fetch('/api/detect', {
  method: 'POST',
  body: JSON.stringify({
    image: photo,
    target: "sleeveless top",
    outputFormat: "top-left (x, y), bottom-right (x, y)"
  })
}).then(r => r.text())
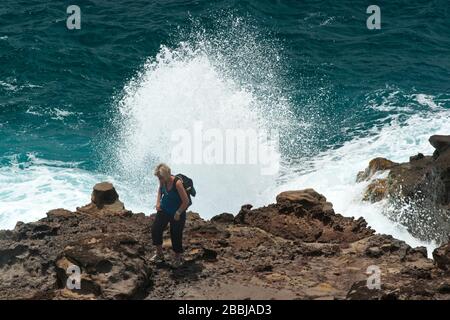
top-left (160, 176), bottom-right (182, 215)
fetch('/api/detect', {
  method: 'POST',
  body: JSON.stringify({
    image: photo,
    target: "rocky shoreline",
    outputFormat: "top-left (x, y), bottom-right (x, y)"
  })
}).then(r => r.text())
top-left (358, 135), bottom-right (450, 244)
top-left (1, 135), bottom-right (450, 300)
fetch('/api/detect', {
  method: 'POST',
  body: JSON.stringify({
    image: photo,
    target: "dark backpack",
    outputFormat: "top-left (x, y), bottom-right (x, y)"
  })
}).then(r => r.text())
top-left (174, 174), bottom-right (196, 206)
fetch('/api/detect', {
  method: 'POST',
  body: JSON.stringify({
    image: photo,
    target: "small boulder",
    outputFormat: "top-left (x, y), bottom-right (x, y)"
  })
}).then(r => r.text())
top-left (47, 209), bottom-right (73, 220)
top-left (91, 182), bottom-right (120, 208)
top-left (356, 158), bottom-right (397, 182)
top-left (429, 135), bottom-right (450, 159)
top-left (366, 246), bottom-right (383, 258)
top-left (410, 153), bottom-right (425, 162)
top-left (77, 182), bottom-right (128, 216)
top-left (276, 188), bottom-right (326, 206)
top-left (210, 213), bottom-right (235, 224)
top-left (433, 242), bottom-right (450, 271)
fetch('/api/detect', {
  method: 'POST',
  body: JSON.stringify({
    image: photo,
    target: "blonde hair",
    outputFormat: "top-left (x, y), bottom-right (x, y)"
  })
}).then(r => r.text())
top-left (154, 163), bottom-right (171, 180)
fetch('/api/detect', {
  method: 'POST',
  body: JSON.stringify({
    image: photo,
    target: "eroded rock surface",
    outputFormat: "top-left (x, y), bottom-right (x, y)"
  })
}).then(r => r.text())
top-left (358, 135), bottom-right (450, 244)
top-left (1, 186), bottom-right (450, 300)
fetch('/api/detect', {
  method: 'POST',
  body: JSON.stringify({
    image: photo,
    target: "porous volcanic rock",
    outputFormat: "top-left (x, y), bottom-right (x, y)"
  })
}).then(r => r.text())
top-left (1, 184), bottom-right (450, 300)
top-left (358, 135), bottom-right (450, 244)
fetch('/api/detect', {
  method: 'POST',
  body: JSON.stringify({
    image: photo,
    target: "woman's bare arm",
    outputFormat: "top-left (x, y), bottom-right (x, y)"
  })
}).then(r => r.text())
top-left (156, 182), bottom-right (162, 211)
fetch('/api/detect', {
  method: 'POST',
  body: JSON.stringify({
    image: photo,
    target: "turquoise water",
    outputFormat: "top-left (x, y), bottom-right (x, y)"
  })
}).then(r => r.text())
top-left (1, 1), bottom-right (449, 250)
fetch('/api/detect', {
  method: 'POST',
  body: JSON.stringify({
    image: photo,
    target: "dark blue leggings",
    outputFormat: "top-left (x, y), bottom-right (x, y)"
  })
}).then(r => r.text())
top-left (151, 211), bottom-right (186, 253)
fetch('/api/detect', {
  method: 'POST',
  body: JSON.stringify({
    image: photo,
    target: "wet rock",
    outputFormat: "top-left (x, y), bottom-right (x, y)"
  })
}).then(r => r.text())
top-left (363, 179), bottom-right (388, 202)
top-left (356, 158), bottom-right (398, 182)
top-left (358, 134), bottom-right (450, 244)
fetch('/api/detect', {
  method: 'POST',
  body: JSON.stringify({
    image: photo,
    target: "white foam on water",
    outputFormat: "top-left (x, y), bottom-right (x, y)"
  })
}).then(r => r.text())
top-left (0, 80), bottom-right (18, 92)
top-left (51, 108), bottom-right (76, 120)
top-left (0, 153), bottom-right (153, 230)
top-left (271, 110), bottom-right (450, 256)
top-left (25, 106), bottom-right (79, 120)
top-left (0, 156), bottom-right (100, 229)
top-left (414, 93), bottom-right (442, 110)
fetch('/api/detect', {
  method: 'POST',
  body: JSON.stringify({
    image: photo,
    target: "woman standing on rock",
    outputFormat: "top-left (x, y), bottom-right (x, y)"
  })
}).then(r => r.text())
top-left (151, 163), bottom-right (190, 267)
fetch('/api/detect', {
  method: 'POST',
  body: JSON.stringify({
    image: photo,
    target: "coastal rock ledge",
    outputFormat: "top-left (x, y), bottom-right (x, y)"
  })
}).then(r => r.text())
top-left (1, 185), bottom-right (450, 300)
top-left (358, 134), bottom-right (450, 244)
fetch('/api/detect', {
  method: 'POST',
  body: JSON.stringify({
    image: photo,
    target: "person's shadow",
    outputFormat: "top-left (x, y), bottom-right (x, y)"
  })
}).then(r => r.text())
top-left (153, 259), bottom-right (204, 282)
top-left (170, 260), bottom-right (204, 281)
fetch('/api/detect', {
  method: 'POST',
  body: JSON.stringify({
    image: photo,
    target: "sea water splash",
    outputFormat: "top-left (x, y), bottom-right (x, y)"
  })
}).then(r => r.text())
top-left (106, 17), bottom-right (305, 217)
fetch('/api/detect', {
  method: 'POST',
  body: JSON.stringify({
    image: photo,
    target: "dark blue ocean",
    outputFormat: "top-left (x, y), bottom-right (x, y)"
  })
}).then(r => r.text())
top-left (1, 0), bottom-right (449, 250)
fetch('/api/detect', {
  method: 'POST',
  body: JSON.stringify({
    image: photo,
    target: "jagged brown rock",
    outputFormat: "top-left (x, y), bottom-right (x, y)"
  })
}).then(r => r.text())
top-left (358, 135), bottom-right (450, 244)
top-left (433, 242), bottom-right (450, 271)
top-left (236, 189), bottom-right (373, 243)
top-left (430, 135), bottom-right (450, 159)
top-left (1, 184), bottom-right (450, 300)
top-left (363, 179), bottom-right (388, 202)
top-left (356, 158), bottom-right (398, 182)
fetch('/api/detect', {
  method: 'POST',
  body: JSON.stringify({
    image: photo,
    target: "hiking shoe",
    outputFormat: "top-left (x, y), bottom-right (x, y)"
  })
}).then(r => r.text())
top-left (150, 253), bottom-right (165, 263)
top-left (172, 256), bottom-right (184, 268)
